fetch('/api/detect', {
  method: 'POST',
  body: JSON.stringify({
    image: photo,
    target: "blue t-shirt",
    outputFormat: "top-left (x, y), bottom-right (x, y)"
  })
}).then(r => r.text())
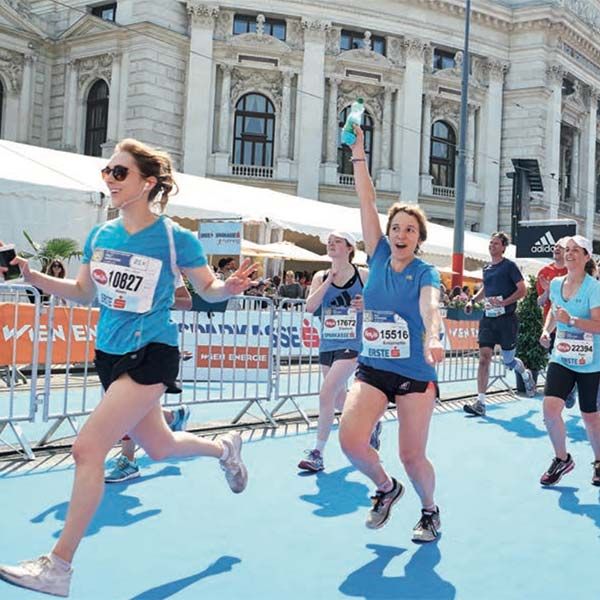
top-left (359, 236), bottom-right (441, 381)
top-left (549, 274), bottom-right (600, 373)
top-left (82, 216), bottom-right (207, 354)
top-left (319, 265), bottom-right (364, 353)
top-left (482, 258), bottom-right (523, 316)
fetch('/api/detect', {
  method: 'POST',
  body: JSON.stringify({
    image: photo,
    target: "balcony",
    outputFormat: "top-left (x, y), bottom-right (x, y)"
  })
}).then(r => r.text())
top-left (338, 174), bottom-right (355, 186)
top-left (231, 164), bottom-right (274, 179)
top-left (432, 185), bottom-right (455, 199)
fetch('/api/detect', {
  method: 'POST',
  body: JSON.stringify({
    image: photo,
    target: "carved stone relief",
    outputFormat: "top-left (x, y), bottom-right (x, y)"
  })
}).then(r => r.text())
top-left (326, 27), bottom-right (341, 56)
top-left (386, 37), bottom-right (404, 67)
top-left (286, 19), bottom-right (304, 51)
top-left (76, 53), bottom-right (113, 90)
top-left (337, 80), bottom-right (384, 123)
top-left (402, 38), bottom-right (430, 62)
top-left (546, 63), bottom-right (566, 85)
top-left (0, 49), bottom-right (24, 94)
top-left (230, 67), bottom-right (283, 111)
top-left (186, 1), bottom-right (219, 28)
top-left (431, 97), bottom-right (460, 127)
top-left (301, 19), bottom-right (331, 43)
top-left (214, 10), bottom-right (233, 41)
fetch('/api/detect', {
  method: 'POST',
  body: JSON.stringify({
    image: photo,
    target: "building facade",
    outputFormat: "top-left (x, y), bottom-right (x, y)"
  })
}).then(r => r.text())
top-left (2, 0), bottom-right (600, 243)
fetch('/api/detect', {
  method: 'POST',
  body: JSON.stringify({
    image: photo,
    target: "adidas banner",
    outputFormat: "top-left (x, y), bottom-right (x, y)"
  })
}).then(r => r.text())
top-left (516, 219), bottom-right (576, 258)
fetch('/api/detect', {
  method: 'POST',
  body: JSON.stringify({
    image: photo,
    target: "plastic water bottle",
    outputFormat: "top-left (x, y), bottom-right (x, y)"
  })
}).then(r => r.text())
top-left (341, 98), bottom-right (365, 146)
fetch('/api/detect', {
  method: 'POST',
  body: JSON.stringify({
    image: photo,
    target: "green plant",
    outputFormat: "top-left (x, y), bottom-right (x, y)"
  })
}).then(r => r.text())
top-left (22, 231), bottom-right (82, 272)
top-left (516, 275), bottom-right (548, 372)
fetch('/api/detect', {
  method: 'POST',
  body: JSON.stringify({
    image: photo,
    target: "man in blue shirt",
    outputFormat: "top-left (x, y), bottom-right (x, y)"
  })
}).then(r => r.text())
top-left (463, 232), bottom-right (536, 416)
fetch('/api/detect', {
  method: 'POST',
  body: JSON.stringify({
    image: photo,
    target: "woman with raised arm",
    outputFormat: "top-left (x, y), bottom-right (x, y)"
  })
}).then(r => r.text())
top-left (0, 139), bottom-right (256, 598)
top-left (297, 231), bottom-right (374, 472)
top-left (538, 235), bottom-right (600, 487)
top-left (338, 125), bottom-right (445, 543)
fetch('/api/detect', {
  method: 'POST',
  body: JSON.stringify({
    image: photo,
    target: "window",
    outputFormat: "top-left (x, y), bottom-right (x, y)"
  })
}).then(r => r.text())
top-left (233, 14), bottom-right (286, 41)
top-left (340, 29), bottom-right (386, 56)
top-left (233, 93), bottom-right (275, 166)
top-left (337, 106), bottom-right (374, 174)
top-left (91, 3), bottom-right (117, 22)
top-left (84, 80), bottom-right (109, 157)
top-left (433, 49), bottom-right (455, 71)
top-left (430, 121), bottom-right (456, 188)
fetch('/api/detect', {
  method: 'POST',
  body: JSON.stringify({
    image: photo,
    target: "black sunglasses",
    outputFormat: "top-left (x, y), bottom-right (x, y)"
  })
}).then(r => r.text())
top-left (101, 164), bottom-right (131, 182)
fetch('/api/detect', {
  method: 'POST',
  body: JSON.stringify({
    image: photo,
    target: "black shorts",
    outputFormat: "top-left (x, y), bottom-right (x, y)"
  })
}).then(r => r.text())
top-left (544, 362), bottom-right (600, 413)
top-left (319, 349), bottom-right (359, 367)
top-left (355, 363), bottom-right (439, 404)
top-left (95, 343), bottom-right (182, 394)
top-left (478, 313), bottom-right (519, 350)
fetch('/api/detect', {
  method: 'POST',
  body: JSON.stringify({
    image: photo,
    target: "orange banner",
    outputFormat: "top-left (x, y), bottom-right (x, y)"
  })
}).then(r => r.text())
top-left (443, 318), bottom-right (480, 351)
top-left (196, 345), bottom-right (269, 370)
top-left (0, 303), bottom-right (99, 365)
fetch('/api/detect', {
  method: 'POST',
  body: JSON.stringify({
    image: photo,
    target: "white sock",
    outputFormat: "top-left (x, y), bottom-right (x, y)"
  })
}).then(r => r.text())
top-left (50, 553), bottom-right (71, 571)
top-left (478, 393), bottom-right (486, 405)
top-left (377, 476), bottom-right (394, 493)
top-left (220, 442), bottom-right (230, 462)
top-left (315, 439), bottom-right (326, 453)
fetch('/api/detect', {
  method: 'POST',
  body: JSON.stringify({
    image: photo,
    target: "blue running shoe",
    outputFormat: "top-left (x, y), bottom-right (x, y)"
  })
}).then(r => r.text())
top-left (169, 406), bottom-right (190, 432)
top-left (105, 456), bottom-right (140, 483)
top-left (370, 421), bottom-right (383, 451)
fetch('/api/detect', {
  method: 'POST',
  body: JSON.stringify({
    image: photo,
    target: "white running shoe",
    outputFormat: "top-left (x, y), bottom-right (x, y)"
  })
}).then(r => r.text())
top-left (0, 554), bottom-right (72, 597)
top-left (219, 432), bottom-right (248, 493)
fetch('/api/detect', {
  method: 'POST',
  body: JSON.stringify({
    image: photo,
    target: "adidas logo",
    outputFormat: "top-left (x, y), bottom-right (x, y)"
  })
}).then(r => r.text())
top-left (531, 231), bottom-right (556, 254)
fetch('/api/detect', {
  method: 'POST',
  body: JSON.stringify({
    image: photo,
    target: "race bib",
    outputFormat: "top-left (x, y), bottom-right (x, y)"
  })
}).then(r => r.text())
top-left (484, 296), bottom-right (505, 318)
top-left (90, 248), bottom-right (162, 313)
top-left (555, 329), bottom-right (594, 367)
top-left (361, 310), bottom-right (410, 359)
top-left (322, 307), bottom-right (357, 340)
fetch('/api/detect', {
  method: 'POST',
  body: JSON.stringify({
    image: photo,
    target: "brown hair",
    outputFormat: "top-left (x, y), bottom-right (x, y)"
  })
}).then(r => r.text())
top-left (584, 257), bottom-right (597, 276)
top-left (385, 203), bottom-right (428, 252)
top-left (491, 231), bottom-right (510, 247)
top-left (46, 260), bottom-right (66, 278)
top-left (115, 138), bottom-right (178, 211)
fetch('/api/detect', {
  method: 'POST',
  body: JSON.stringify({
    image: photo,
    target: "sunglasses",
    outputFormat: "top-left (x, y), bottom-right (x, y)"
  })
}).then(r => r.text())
top-left (101, 164), bottom-right (131, 182)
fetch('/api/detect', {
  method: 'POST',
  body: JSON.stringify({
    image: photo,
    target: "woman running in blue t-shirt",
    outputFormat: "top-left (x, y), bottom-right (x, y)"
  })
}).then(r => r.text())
top-left (339, 126), bottom-right (445, 543)
top-left (0, 139), bottom-right (256, 597)
top-left (298, 231), bottom-right (370, 472)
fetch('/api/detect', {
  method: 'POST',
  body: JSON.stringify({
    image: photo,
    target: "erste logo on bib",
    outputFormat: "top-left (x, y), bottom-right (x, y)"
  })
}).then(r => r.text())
top-left (92, 269), bottom-right (108, 285)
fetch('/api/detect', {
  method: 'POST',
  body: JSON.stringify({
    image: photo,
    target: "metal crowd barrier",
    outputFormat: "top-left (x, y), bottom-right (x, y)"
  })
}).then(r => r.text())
top-left (0, 285), bottom-right (513, 460)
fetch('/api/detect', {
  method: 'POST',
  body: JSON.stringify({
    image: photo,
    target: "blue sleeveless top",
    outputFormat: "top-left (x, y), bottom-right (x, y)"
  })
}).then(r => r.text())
top-left (319, 265), bottom-right (364, 353)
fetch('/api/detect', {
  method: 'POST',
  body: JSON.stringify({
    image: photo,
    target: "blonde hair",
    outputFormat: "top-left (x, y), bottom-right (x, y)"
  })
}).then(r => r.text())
top-left (115, 138), bottom-right (178, 211)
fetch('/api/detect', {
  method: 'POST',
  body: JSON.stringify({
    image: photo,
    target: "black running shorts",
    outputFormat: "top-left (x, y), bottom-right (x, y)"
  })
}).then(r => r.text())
top-left (544, 362), bottom-right (600, 413)
top-left (478, 313), bottom-right (519, 350)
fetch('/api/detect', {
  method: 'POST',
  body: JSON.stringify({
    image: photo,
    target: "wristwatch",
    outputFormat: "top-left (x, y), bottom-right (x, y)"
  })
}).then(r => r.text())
top-left (568, 316), bottom-right (576, 327)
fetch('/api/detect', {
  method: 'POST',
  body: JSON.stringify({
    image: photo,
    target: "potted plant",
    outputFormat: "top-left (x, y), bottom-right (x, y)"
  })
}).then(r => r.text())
top-left (515, 275), bottom-right (548, 391)
top-left (445, 298), bottom-right (484, 321)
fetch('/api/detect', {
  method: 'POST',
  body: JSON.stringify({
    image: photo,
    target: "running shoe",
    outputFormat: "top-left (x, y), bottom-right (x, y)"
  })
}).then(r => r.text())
top-left (369, 421), bottom-right (383, 451)
top-left (169, 406), bottom-right (191, 432)
top-left (564, 388), bottom-right (577, 409)
top-left (592, 460), bottom-right (600, 487)
top-left (412, 507), bottom-right (441, 543)
top-left (463, 400), bottom-right (486, 416)
top-left (521, 368), bottom-right (537, 397)
top-left (0, 554), bottom-right (72, 597)
top-left (298, 449), bottom-right (324, 472)
top-left (540, 454), bottom-right (574, 486)
top-left (219, 432), bottom-right (248, 493)
top-left (104, 456), bottom-right (140, 484)
top-left (365, 477), bottom-right (405, 529)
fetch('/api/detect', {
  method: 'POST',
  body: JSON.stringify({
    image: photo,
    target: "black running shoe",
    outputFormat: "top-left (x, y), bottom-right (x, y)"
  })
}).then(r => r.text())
top-left (592, 460), bottom-right (600, 487)
top-left (540, 454), bottom-right (574, 486)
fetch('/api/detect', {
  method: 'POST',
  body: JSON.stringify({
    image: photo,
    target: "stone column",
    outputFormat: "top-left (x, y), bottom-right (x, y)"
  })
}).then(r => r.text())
top-left (398, 39), bottom-right (427, 202)
top-left (183, 2), bottom-right (219, 176)
top-left (276, 71), bottom-right (294, 180)
top-left (0, 50), bottom-right (24, 141)
top-left (570, 129), bottom-right (580, 208)
top-left (467, 105), bottom-right (476, 182)
top-left (321, 76), bottom-right (339, 185)
top-left (62, 59), bottom-right (79, 151)
top-left (17, 54), bottom-right (36, 142)
top-left (481, 59), bottom-right (508, 233)
top-left (376, 85), bottom-right (394, 190)
top-left (419, 92), bottom-right (433, 195)
top-left (583, 88), bottom-right (598, 239)
top-left (392, 88), bottom-right (402, 190)
top-left (103, 51), bottom-right (122, 157)
top-left (297, 18), bottom-right (328, 199)
top-left (213, 63), bottom-right (232, 175)
top-left (545, 63), bottom-right (564, 218)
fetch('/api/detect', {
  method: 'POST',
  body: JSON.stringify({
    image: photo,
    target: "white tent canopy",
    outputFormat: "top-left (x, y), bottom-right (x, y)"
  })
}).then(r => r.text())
top-left (0, 140), bottom-right (548, 275)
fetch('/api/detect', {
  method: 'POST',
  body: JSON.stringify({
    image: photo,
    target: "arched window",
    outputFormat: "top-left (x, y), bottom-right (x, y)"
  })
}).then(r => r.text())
top-left (430, 120), bottom-right (456, 188)
top-left (337, 107), bottom-right (374, 175)
top-left (84, 80), bottom-right (109, 157)
top-left (232, 93), bottom-right (275, 167)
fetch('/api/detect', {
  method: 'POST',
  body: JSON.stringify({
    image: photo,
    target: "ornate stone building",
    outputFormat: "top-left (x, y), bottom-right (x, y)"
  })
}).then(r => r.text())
top-left (2, 0), bottom-right (600, 243)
